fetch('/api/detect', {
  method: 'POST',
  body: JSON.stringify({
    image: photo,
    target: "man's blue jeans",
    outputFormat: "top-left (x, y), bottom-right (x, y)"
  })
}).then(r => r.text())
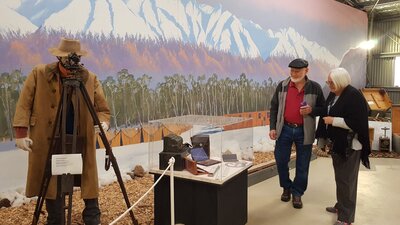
top-left (274, 124), bottom-right (312, 197)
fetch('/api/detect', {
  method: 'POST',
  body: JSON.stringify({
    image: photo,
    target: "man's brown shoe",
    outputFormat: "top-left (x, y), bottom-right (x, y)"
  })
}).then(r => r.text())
top-left (334, 220), bottom-right (351, 225)
top-left (280, 188), bottom-right (291, 202)
top-left (326, 206), bottom-right (337, 213)
top-left (292, 195), bottom-right (302, 209)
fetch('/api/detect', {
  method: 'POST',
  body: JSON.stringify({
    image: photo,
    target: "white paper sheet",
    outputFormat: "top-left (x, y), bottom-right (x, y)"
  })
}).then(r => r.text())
top-left (51, 154), bottom-right (83, 175)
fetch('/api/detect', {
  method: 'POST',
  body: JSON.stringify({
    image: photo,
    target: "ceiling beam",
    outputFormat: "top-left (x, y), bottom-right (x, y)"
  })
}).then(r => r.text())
top-left (356, 0), bottom-right (400, 9)
top-left (347, 0), bottom-right (363, 8)
top-left (338, 0), bottom-right (400, 10)
top-left (337, 0), bottom-right (400, 19)
top-left (336, 0), bottom-right (362, 8)
top-left (373, 52), bottom-right (400, 58)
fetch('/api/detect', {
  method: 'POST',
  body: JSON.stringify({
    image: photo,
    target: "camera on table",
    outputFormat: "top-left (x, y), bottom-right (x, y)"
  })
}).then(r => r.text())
top-left (159, 134), bottom-right (189, 171)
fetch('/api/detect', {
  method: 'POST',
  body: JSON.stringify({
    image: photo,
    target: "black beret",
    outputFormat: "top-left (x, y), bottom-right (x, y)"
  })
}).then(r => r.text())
top-left (288, 58), bottom-right (308, 68)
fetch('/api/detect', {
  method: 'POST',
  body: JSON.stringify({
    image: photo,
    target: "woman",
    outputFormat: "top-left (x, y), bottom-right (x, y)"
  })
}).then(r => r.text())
top-left (316, 68), bottom-right (371, 225)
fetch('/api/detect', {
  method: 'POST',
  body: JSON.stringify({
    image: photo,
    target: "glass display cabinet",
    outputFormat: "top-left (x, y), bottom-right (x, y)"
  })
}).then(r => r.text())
top-left (147, 115), bottom-right (254, 182)
top-left (147, 115), bottom-right (254, 225)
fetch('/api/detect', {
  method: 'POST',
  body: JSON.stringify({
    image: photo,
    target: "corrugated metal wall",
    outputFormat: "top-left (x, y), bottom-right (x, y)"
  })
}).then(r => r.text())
top-left (367, 58), bottom-right (394, 86)
top-left (387, 88), bottom-right (400, 104)
top-left (368, 18), bottom-right (400, 104)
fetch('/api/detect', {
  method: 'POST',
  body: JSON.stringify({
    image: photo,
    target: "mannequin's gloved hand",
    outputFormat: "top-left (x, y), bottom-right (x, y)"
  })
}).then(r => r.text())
top-left (15, 137), bottom-right (33, 152)
top-left (94, 122), bottom-right (109, 133)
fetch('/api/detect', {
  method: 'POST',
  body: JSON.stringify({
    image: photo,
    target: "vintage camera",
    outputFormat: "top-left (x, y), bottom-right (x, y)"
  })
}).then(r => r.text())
top-left (59, 52), bottom-right (84, 73)
top-left (66, 53), bottom-right (83, 70)
top-left (159, 134), bottom-right (187, 170)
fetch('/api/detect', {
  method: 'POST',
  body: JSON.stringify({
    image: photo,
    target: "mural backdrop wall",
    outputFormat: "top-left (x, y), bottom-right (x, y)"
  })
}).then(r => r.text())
top-left (0, 0), bottom-right (367, 139)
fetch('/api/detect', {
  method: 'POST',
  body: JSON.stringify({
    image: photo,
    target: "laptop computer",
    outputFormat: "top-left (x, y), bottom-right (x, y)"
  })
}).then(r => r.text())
top-left (190, 147), bottom-right (220, 166)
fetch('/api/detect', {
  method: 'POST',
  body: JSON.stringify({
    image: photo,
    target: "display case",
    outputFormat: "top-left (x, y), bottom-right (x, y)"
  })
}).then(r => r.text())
top-left (361, 88), bottom-right (392, 117)
top-left (146, 115), bottom-right (253, 182)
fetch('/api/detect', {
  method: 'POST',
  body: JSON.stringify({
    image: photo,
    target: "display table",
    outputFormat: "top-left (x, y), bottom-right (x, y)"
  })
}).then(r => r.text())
top-left (150, 161), bottom-right (252, 225)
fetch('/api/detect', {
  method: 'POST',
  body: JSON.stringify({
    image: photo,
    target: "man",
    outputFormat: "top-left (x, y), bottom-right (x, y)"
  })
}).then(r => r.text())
top-left (269, 58), bottom-right (325, 209)
top-left (13, 37), bottom-right (110, 225)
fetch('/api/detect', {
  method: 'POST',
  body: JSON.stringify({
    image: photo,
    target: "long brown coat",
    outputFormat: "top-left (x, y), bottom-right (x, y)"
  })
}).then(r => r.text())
top-left (13, 62), bottom-right (110, 199)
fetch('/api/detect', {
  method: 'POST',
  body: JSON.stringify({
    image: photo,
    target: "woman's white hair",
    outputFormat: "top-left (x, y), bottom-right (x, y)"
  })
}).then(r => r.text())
top-left (329, 67), bottom-right (351, 90)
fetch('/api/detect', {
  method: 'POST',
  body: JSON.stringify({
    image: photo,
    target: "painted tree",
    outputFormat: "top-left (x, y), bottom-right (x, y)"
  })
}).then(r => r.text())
top-left (102, 76), bottom-right (119, 128)
top-left (136, 74), bottom-right (152, 122)
top-left (0, 70), bottom-right (23, 140)
top-left (117, 69), bottom-right (132, 126)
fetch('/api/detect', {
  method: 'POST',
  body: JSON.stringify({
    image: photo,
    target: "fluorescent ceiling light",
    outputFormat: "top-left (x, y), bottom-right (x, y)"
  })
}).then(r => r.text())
top-left (358, 40), bottom-right (377, 49)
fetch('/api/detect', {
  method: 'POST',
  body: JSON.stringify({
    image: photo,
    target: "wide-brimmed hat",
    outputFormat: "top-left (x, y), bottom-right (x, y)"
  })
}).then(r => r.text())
top-left (48, 37), bottom-right (88, 57)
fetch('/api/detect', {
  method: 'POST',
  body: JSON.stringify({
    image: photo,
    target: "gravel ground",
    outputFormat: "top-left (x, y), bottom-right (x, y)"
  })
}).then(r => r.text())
top-left (0, 175), bottom-right (155, 225)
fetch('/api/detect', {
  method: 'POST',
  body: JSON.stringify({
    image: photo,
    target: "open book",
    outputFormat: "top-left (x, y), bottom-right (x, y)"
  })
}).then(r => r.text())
top-left (197, 163), bottom-right (221, 176)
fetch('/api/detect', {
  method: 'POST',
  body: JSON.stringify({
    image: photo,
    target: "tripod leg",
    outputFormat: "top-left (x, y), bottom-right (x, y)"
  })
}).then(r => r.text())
top-left (79, 83), bottom-right (138, 225)
top-left (60, 173), bottom-right (74, 225)
top-left (66, 193), bottom-right (73, 225)
top-left (32, 85), bottom-right (77, 225)
top-left (32, 144), bottom-right (63, 225)
top-left (32, 190), bottom-right (47, 225)
top-left (32, 88), bottom-right (67, 225)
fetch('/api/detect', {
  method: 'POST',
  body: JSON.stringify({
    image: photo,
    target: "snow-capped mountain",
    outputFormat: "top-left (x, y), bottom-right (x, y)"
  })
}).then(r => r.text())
top-left (10, 0), bottom-right (71, 26)
top-left (339, 47), bottom-right (367, 89)
top-left (270, 27), bottom-right (340, 66)
top-left (0, 3), bottom-right (37, 35)
top-left (240, 20), bottom-right (278, 60)
top-left (41, 0), bottom-right (157, 40)
top-left (1, 0), bottom-right (339, 66)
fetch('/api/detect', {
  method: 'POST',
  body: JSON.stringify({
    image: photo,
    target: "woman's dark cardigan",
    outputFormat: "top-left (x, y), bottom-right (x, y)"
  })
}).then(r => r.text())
top-left (316, 85), bottom-right (371, 169)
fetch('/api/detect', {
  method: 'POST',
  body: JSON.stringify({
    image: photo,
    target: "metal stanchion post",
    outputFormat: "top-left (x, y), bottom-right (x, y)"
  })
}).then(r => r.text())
top-left (169, 157), bottom-right (175, 225)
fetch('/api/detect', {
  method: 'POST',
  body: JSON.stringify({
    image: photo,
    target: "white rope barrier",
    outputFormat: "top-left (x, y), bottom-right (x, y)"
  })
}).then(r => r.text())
top-left (109, 157), bottom-right (176, 225)
top-left (170, 157), bottom-right (175, 225)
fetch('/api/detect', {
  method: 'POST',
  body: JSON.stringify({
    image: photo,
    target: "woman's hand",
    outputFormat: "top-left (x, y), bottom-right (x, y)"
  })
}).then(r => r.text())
top-left (323, 116), bottom-right (334, 125)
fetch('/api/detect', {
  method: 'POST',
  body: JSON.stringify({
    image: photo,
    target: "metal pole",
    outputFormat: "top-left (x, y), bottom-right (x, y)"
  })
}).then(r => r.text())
top-left (169, 157), bottom-right (175, 225)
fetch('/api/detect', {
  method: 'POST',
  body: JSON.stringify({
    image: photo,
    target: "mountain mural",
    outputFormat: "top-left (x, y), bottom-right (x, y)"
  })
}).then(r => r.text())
top-left (0, 0), bottom-right (366, 85)
top-left (0, 0), bottom-right (368, 138)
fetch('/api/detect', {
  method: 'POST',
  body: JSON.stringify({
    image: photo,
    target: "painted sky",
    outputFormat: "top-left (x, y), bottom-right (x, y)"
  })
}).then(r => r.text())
top-left (197, 0), bottom-right (367, 58)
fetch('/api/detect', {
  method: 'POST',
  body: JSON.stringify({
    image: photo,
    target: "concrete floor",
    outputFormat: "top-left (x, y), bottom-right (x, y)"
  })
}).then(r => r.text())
top-left (247, 157), bottom-right (400, 225)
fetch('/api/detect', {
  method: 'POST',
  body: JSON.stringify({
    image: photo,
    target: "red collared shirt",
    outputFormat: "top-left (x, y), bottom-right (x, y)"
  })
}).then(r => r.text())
top-left (284, 81), bottom-right (304, 124)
